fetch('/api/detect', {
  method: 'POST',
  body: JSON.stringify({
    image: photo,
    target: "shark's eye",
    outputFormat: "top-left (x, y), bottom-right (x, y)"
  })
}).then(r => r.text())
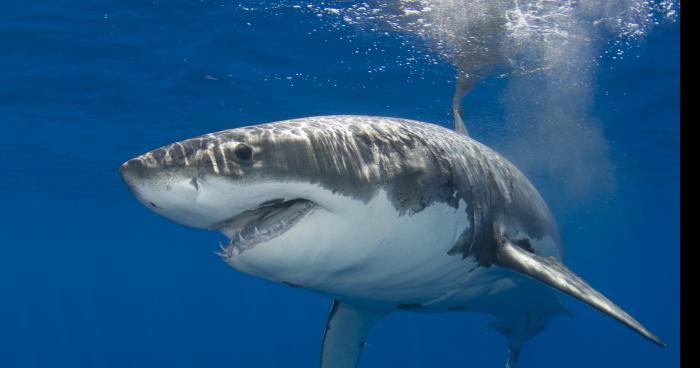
top-left (234, 143), bottom-right (253, 161)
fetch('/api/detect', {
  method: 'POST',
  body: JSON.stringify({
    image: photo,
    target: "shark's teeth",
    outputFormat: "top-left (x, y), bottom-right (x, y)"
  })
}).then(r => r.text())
top-left (217, 199), bottom-right (315, 257)
top-left (215, 241), bottom-right (231, 258)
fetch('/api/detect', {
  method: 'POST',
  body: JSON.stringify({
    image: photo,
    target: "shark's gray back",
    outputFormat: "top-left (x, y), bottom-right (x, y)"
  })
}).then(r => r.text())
top-left (141, 115), bottom-right (562, 264)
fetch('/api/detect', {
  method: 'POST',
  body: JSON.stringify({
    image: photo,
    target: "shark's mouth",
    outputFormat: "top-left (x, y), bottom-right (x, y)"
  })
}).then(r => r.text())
top-left (215, 199), bottom-right (316, 256)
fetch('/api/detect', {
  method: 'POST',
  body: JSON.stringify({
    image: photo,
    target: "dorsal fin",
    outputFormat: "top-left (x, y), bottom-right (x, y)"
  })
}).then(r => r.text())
top-left (492, 224), bottom-right (666, 347)
top-left (452, 73), bottom-right (480, 136)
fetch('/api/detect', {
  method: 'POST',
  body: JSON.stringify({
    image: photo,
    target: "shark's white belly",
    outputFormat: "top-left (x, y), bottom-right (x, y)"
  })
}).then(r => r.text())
top-left (222, 183), bottom-right (541, 311)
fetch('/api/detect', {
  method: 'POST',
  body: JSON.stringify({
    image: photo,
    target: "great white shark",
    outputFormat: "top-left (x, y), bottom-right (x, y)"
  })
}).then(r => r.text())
top-left (120, 115), bottom-right (664, 367)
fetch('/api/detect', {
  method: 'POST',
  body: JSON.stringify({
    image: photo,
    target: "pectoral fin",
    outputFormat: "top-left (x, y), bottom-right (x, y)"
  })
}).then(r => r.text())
top-left (321, 300), bottom-right (389, 368)
top-left (493, 228), bottom-right (666, 347)
top-left (506, 346), bottom-right (521, 368)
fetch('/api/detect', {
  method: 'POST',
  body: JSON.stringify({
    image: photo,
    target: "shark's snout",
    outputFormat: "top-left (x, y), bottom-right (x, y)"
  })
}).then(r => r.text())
top-left (120, 158), bottom-right (145, 189)
top-left (120, 158), bottom-right (159, 210)
top-left (120, 157), bottom-right (142, 175)
top-left (119, 154), bottom-right (214, 228)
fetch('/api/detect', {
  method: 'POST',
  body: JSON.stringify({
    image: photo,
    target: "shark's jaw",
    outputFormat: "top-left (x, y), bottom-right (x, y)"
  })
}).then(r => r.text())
top-left (119, 164), bottom-right (327, 260)
top-left (215, 198), bottom-right (316, 256)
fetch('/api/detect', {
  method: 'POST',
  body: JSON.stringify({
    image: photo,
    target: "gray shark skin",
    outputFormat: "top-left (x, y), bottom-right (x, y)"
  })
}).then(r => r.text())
top-left (121, 115), bottom-right (664, 367)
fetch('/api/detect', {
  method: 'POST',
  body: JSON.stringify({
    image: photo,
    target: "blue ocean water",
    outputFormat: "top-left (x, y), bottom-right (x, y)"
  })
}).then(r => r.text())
top-left (0, 1), bottom-right (679, 368)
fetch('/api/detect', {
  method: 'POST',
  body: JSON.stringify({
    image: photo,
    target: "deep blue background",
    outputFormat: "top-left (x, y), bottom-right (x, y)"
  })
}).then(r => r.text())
top-left (0, 1), bottom-right (679, 367)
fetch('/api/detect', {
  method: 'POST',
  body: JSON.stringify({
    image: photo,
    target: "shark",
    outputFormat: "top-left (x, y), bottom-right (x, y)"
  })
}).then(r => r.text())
top-left (120, 115), bottom-right (664, 367)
